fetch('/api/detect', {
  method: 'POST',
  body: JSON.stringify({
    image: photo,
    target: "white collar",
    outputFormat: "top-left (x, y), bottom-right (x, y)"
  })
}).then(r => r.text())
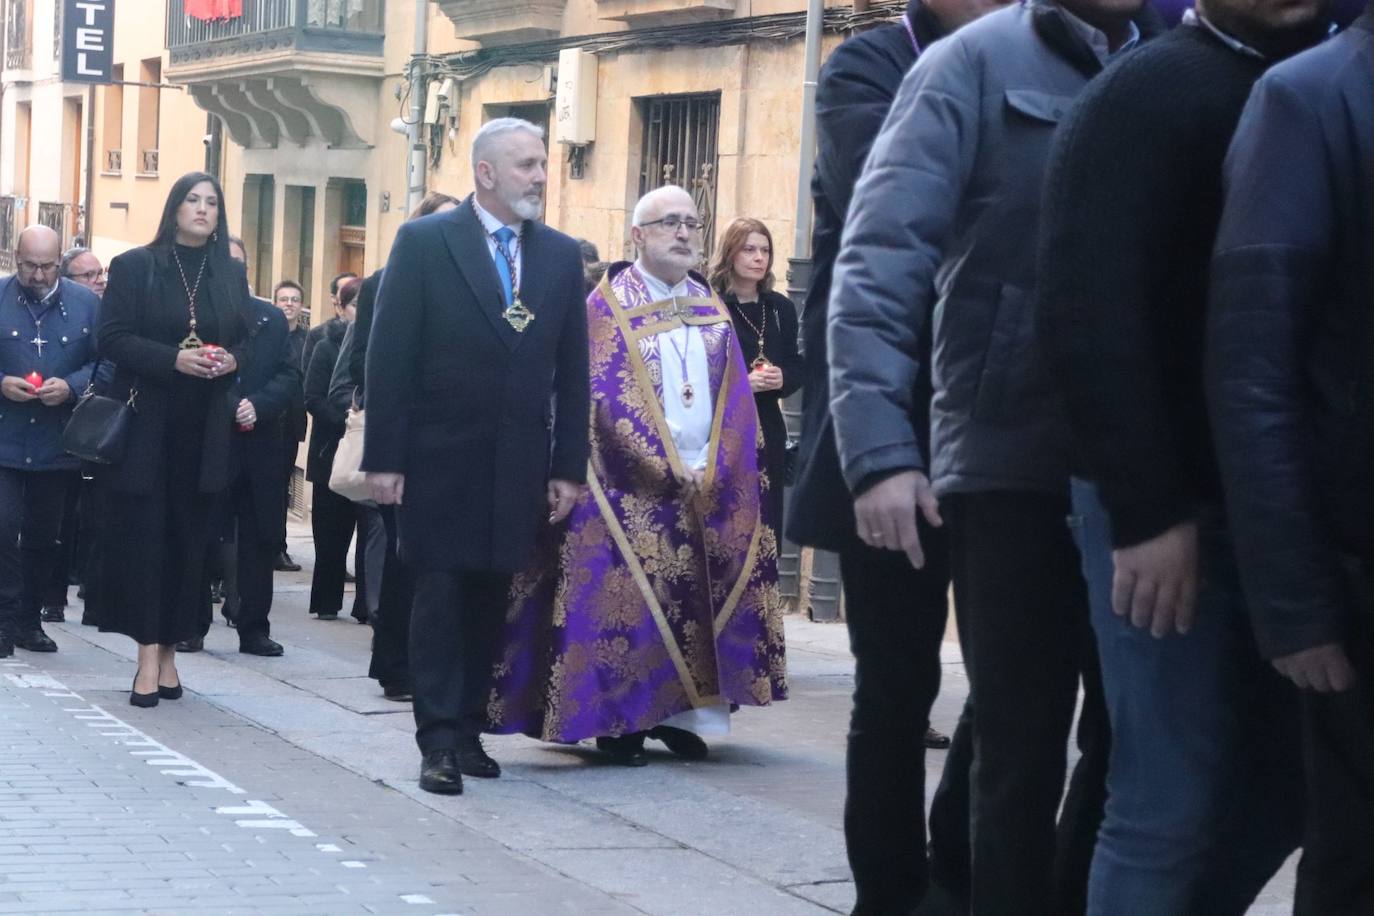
top-left (635, 260), bottom-right (692, 300)
top-left (1181, 9), bottom-right (1268, 59)
top-left (472, 197), bottom-right (523, 240)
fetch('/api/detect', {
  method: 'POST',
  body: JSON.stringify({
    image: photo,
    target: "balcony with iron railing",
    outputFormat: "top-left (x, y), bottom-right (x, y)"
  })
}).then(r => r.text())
top-left (167, 0), bottom-right (384, 58)
top-left (433, 0), bottom-right (567, 44)
top-left (165, 0), bottom-right (385, 149)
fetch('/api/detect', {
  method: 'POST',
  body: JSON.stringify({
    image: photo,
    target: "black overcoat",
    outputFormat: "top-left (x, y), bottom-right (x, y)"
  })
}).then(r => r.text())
top-left (303, 318), bottom-right (347, 484)
top-left (786, 15), bottom-right (931, 551)
top-left (362, 196), bottom-right (590, 574)
top-left (97, 245), bottom-right (251, 495)
top-left (233, 297), bottom-right (299, 542)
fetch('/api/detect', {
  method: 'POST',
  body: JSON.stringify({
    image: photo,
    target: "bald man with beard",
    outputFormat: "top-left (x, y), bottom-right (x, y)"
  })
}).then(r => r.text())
top-left (0, 226), bottom-right (101, 656)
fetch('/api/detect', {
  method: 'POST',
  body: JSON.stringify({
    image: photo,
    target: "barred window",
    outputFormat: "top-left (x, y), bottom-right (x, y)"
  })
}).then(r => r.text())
top-left (637, 93), bottom-right (720, 257)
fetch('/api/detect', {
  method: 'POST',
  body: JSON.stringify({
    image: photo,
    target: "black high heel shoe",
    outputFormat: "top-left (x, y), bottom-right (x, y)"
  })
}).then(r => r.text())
top-left (158, 683), bottom-right (183, 700)
top-left (130, 672), bottom-right (159, 708)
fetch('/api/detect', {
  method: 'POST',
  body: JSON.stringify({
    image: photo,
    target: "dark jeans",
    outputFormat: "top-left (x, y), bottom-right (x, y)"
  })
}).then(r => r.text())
top-left (943, 490), bottom-right (1110, 916)
top-left (1070, 480), bottom-right (1301, 915)
top-left (1294, 557), bottom-right (1374, 916)
top-left (43, 471), bottom-right (81, 607)
top-left (409, 568), bottom-right (511, 752)
top-left (0, 468), bottom-right (73, 635)
top-left (308, 481), bottom-right (359, 615)
top-left (839, 526), bottom-right (954, 915)
top-left (368, 506), bottom-right (412, 690)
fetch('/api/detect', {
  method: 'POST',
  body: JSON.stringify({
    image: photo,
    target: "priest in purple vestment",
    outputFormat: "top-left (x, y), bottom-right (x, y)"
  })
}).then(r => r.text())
top-left (487, 186), bottom-right (788, 765)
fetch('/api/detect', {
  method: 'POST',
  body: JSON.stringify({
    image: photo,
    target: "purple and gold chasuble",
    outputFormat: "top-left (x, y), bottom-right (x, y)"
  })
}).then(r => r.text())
top-left (486, 263), bottom-right (788, 742)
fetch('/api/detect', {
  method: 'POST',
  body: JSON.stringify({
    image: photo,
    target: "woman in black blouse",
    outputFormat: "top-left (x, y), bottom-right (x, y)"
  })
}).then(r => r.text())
top-left (96, 172), bottom-right (254, 707)
top-left (709, 217), bottom-right (804, 536)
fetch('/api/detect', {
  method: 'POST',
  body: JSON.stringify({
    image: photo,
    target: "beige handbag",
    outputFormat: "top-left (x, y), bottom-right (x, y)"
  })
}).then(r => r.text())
top-left (328, 406), bottom-right (375, 506)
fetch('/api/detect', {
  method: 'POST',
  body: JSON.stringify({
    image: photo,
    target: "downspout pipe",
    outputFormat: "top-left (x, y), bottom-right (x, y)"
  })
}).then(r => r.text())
top-left (789, 0), bottom-right (825, 262)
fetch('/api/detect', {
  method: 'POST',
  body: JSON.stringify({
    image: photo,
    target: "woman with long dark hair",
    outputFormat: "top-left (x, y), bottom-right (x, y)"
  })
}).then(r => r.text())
top-left (96, 172), bottom-right (254, 707)
top-left (709, 217), bottom-right (803, 536)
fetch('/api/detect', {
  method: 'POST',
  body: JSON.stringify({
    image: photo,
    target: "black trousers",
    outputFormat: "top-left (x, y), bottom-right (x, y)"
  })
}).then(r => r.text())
top-left (368, 506), bottom-right (412, 690)
top-left (942, 490), bottom-right (1110, 916)
top-left (43, 471), bottom-right (81, 607)
top-left (840, 522), bottom-right (956, 916)
top-left (0, 468), bottom-right (72, 635)
top-left (308, 481), bottom-right (359, 615)
top-left (409, 568), bottom-right (512, 752)
top-left (1294, 561), bottom-right (1374, 916)
top-left (227, 475), bottom-right (276, 642)
top-left (279, 433), bottom-right (297, 554)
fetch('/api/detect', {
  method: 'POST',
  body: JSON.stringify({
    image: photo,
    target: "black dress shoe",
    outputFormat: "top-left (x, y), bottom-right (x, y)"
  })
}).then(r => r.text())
top-left (596, 733), bottom-right (648, 767)
top-left (40, 606), bottom-right (65, 623)
top-left (382, 684), bottom-right (413, 702)
top-left (419, 750), bottom-right (464, 795)
top-left (924, 727), bottom-right (952, 750)
top-left (0, 633), bottom-right (12, 658)
top-left (456, 736), bottom-right (501, 778)
top-left (130, 673), bottom-right (159, 708)
top-left (313, 611), bottom-right (339, 621)
top-left (647, 725), bottom-right (709, 760)
top-left (274, 551), bottom-right (302, 572)
top-left (175, 637), bottom-right (203, 653)
top-left (158, 683), bottom-right (184, 700)
top-left (15, 628), bottom-right (57, 652)
top-left (80, 611), bottom-right (98, 627)
top-left (239, 636), bottom-right (284, 656)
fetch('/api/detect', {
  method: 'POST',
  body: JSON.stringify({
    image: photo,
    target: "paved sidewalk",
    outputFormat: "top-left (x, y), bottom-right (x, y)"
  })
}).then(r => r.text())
top-left (0, 523), bottom-right (1296, 914)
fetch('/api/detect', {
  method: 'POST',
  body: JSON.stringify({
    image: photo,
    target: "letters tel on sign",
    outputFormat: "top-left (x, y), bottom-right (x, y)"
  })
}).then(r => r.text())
top-left (61, 0), bottom-right (116, 84)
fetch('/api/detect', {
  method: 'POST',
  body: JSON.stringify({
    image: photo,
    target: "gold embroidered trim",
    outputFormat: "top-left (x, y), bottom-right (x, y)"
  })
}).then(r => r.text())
top-left (713, 517), bottom-right (764, 638)
top-left (588, 470), bottom-right (716, 708)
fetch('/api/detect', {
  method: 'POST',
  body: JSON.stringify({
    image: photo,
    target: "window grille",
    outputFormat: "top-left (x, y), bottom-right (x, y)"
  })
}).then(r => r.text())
top-left (637, 93), bottom-right (720, 258)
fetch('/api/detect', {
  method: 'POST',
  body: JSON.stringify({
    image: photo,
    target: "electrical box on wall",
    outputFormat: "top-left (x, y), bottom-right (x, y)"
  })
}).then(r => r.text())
top-left (555, 49), bottom-right (597, 146)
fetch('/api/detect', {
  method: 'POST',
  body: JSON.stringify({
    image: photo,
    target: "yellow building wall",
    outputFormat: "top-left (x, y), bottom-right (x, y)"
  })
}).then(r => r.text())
top-left (89, 0), bottom-right (216, 266)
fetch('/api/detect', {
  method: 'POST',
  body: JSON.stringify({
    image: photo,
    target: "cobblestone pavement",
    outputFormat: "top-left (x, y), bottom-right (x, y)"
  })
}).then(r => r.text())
top-left (1, 525), bottom-right (1295, 914)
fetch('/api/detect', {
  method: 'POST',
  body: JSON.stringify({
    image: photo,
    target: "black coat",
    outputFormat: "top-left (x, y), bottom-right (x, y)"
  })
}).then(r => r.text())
top-left (347, 270), bottom-right (381, 393)
top-left (285, 324), bottom-right (307, 442)
top-left (786, 10), bottom-right (937, 551)
top-left (303, 317), bottom-right (347, 485)
top-left (1206, 13), bottom-right (1374, 660)
top-left (97, 245), bottom-right (251, 495)
top-left (722, 288), bottom-right (803, 529)
top-left (233, 297), bottom-right (299, 542)
top-left (362, 196), bottom-right (590, 574)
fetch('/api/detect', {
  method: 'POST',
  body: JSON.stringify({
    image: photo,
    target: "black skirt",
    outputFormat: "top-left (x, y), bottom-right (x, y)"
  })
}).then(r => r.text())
top-left (97, 377), bottom-right (217, 646)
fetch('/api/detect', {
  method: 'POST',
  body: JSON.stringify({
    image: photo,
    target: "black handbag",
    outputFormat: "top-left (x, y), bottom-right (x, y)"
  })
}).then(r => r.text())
top-left (61, 357), bottom-right (138, 465)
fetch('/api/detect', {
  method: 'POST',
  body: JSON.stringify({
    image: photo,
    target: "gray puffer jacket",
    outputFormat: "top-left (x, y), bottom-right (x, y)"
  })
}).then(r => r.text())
top-left (828, 0), bottom-right (1160, 496)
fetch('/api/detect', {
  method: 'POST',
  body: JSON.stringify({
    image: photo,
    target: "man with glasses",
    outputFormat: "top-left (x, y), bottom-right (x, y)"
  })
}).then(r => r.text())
top-left (60, 248), bottom-right (106, 298)
top-left (35, 247), bottom-right (108, 628)
top-left (0, 226), bottom-right (101, 656)
top-left (487, 185), bottom-right (787, 767)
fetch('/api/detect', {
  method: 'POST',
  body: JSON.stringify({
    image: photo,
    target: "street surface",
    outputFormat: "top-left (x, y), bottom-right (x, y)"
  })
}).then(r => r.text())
top-left (0, 524), bottom-right (1295, 914)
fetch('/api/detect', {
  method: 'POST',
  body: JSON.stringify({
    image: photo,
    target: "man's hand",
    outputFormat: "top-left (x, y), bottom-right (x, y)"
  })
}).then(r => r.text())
top-left (547, 479), bottom-right (583, 524)
top-left (1273, 643), bottom-right (1357, 693)
top-left (367, 472), bottom-right (405, 506)
top-left (235, 398), bottom-right (257, 429)
top-left (1, 375), bottom-right (38, 402)
top-left (853, 470), bottom-right (942, 569)
top-left (1111, 521), bottom-right (1200, 638)
top-left (36, 377), bottom-right (70, 406)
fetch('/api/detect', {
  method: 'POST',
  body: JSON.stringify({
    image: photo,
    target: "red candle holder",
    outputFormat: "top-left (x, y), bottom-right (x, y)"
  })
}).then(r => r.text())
top-left (24, 371), bottom-right (42, 388)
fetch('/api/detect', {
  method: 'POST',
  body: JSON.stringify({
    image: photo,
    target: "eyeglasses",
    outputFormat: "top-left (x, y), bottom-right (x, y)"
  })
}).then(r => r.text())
top-left (640, 215), bottom-right (705, 233)
top-left (276, 296), bottom-right (303, 305)
top-left (70, 268), bottom-right (105, 283)
top-left (17, 259), bottom-right (59, 274)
